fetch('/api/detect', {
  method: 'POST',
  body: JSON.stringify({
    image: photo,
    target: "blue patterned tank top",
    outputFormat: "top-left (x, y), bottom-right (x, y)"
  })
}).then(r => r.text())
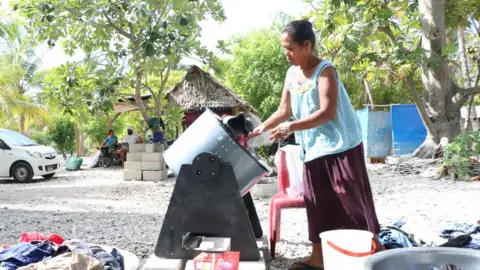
top-left (286, 60), bottom-right (362, 162)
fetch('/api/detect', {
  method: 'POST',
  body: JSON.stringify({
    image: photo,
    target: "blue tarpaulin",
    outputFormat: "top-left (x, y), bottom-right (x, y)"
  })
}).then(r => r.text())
top-left (391, 104), bottom-right (427, 155)
top-left (356, 107), bottom-right (392, 158)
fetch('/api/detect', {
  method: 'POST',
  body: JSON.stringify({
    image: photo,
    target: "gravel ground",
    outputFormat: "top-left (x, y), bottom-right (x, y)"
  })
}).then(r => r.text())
top-left (0, 160), bottom-right (479, 269)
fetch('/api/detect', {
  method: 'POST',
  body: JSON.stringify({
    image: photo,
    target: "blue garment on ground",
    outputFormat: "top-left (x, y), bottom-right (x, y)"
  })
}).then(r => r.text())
top-left (90, 245), bottom-right (122, 270)
top-left (465, 234), bottom-right (480, 250)
top-left (440, 222), bottom-right (480, 250)
top-left (0, 242), bottom-right (55, 270)
top-left (440, 223), bottom-right (480, 238)
top-left (431, 264), bottom-right (460, 270)
top-left (378, 227), bottom-right (415, 249)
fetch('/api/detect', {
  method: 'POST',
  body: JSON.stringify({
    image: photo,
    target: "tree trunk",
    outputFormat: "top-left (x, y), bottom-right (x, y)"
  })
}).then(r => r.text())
top-left (79, 131), bottom-right (85, 156)
top-left (155, 65), bottom-right (172, 121)
top-left (362, 76), bottom-right (375, 110)
top-left (19, 113), bottom-right (25, 134)
top-left (415, 0), bottom-right (460, 158)
top-left (134, 70), bottom-right (151, 124)
top-left (457, 27), bottom-right (475, 133)
top-left (106, 113), bottom-right (112, 130)
top-left (74, 123), bottom-right (80, 156)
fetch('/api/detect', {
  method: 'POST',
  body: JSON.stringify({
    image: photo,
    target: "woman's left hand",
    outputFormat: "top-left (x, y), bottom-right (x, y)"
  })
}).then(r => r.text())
top-left (270, 122), bottom-right (292, 142)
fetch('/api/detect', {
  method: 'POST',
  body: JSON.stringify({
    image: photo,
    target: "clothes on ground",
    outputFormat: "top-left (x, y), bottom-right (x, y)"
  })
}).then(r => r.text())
top-left (439, 235), bottom-right (472, 248)
top-left (20, 233), bottom-right (64, 246)
top-left (88, 151), bottom-right (101, 169)
top-left (441, 223), bottom-right (480, 237)
top-left (1, 232), bottom-right (125, 270)
top-left (274, 145), bottom-right (304, 198)
top-left (18, 252), bottom-right (103, 270)
top-left (440, 222), bottom-right (480, 250)
top-left (0, 242), bottom-right (55, 270)
top-left (378, 226), bottom-right (418, 249)
top-left (302, 143), bottom-right (380, 243)
top-left (89, 246), bottom-right (122, 270)
top-left (431, 264), bottom-right (460, 270)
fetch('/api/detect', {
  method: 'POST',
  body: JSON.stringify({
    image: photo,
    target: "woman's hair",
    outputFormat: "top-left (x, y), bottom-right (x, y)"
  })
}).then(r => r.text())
top-left (282, 20), bottom-right (316, 49)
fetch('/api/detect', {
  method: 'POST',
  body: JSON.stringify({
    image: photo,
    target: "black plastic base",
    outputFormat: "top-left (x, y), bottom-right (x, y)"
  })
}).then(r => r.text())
top-left (154, 157), bottom-right (261, 261)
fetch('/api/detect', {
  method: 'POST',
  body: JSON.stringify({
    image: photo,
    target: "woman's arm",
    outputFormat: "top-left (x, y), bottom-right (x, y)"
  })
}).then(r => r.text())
top-left (289, 66), bottom-right (338, 132)
top-left (262, 85), bottom-right (293, 130)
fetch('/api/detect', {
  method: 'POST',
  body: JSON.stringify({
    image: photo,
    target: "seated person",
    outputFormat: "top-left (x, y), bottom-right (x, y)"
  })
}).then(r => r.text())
top-left (120, 126), bottom-right (139, 162)
top-left (100, 129), bottom-right (118, 157)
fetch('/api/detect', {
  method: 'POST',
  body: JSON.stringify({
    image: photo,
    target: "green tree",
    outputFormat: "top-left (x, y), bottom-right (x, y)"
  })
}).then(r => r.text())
top-left (306, 0), bottom-right (480, 158)
top-left (222, 23), bottom-right (290, 120)
top-left (47, 117), bottom-right (75, 157)
top-left (16, 0), bottom-right (226, 129)
top-left (40, 57), bottom-right (125, 155)
top-left (0, 20), bottom-right (49, 133)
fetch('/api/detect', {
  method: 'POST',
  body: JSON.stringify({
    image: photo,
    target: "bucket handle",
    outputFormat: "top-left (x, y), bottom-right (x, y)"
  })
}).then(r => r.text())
top-left (326, 240), bottom-right (376, 257)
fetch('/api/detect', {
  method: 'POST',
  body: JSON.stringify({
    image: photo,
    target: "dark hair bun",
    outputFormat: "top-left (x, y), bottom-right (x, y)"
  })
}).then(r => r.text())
top-left (282, 20), bottom-right (316, 48)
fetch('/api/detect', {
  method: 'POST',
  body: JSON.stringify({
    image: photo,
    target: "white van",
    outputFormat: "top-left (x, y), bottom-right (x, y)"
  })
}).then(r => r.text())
top-left (0, 129), bottom-right (63, 182)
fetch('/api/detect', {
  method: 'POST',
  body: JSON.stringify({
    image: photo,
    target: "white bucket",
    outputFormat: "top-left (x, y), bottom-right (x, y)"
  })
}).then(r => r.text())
top-left (320, 229), bottom-right (376, 270)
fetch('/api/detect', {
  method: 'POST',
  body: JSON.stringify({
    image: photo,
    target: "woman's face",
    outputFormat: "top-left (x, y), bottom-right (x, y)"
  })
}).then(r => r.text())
top-left (281, 32), bottom-right (311, 66)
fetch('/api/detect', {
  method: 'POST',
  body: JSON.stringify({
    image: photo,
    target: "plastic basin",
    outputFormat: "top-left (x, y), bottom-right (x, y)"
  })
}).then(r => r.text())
top-left (364, 247), bottom-right (480, 270)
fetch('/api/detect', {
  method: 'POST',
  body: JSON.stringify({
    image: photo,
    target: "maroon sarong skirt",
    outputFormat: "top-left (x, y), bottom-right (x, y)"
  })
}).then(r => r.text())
top-left (303, 143), bottom-right (381, 243)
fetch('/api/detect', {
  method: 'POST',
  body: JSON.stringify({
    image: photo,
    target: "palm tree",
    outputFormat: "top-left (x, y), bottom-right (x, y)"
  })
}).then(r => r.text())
top-left (0, 20), bottom-right (49, 133)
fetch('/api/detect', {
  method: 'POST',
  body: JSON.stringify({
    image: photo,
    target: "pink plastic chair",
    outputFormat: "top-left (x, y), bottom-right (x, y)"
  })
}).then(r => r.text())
top-left (269, 150), bottom-right (306, 259)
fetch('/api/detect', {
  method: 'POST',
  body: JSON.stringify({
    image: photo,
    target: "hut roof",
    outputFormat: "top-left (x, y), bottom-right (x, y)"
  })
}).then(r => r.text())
top-left (166, 66), bottom-right (256, 113)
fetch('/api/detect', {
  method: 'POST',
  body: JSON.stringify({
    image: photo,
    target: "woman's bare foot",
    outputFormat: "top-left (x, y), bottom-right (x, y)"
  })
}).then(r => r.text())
top-left (290, 243), bottom-right (324, 269)
top-left (290, 256), bottom-right (324, 269)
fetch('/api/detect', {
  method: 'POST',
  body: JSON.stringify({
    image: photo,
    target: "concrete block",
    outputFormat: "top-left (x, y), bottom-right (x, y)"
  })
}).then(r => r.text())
top-left (124, 161), bottom-right (142, 171)
top-left (143, 170), bottom-right (163, 182)
top-left (129, 143), bottom-right (146, 153)
top-left (142, 255), bottom-right (185, 270)
top-left (161, 169), bottom-right (168, 180)
top-left (142, 152), bottom-right (164, 162)
top-left (146, 143), bottom-right (165, 153)
top-left (126, 152), bottom-right (142, 162)
top-left (142, 236), bottom-right (270, 270)
top-left (123, 170), bottom-right (142, 181)
top-left (142, 161), bottom-right (163, 171)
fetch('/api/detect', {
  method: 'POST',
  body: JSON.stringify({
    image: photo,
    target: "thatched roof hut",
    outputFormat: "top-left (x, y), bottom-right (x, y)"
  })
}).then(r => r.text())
top-left (166, 65), bottom-right (257, 127)
top-left (166, 66), bottom-right (255, 112)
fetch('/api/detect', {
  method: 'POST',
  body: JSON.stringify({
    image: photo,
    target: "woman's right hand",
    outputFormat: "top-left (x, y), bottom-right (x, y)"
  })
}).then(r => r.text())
top-left (247, 124), bottom-right (266, 140)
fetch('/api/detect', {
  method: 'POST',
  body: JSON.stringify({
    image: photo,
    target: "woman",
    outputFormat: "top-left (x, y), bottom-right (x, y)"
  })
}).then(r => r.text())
top-left (248, 20), bottom-right (384, 270)
top-left (100, 129), bottom-right (118, 157)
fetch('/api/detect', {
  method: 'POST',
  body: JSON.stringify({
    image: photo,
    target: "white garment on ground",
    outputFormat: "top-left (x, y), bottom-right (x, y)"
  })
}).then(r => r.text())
top-left (88, 151), bottom-right (101, 169)
top-left (274, 144), bottom-right (304, 198)
top-left (122, 134), bottom-right (138, 145)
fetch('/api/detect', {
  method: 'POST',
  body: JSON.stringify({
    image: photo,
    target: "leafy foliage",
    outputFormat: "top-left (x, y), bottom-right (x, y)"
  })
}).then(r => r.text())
top-left (16, 0), bottom-right (226, 123)
top-left (444, 131), bottom-right (480, 181)
top-left (222, 23), bottom-right (290, 120)
top-left (82, 116), bottom-right (125, 146)
top-left (28, 130), bottom-right (51, 146)
top-left (0, 20), bottom-right (49, 132)
top-left (47, 117), bottom-right (75, 155)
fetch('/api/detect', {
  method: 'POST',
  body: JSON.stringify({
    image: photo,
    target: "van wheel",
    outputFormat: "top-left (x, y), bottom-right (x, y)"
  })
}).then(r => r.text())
top-left (12, 162), bottom-right (33, 182)
top-left (42, 173), bottom-right (55, 179)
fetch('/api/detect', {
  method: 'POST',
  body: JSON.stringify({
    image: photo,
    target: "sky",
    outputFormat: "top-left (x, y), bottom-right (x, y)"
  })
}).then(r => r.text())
top-left (1, 0), bottom-right (310, 70)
